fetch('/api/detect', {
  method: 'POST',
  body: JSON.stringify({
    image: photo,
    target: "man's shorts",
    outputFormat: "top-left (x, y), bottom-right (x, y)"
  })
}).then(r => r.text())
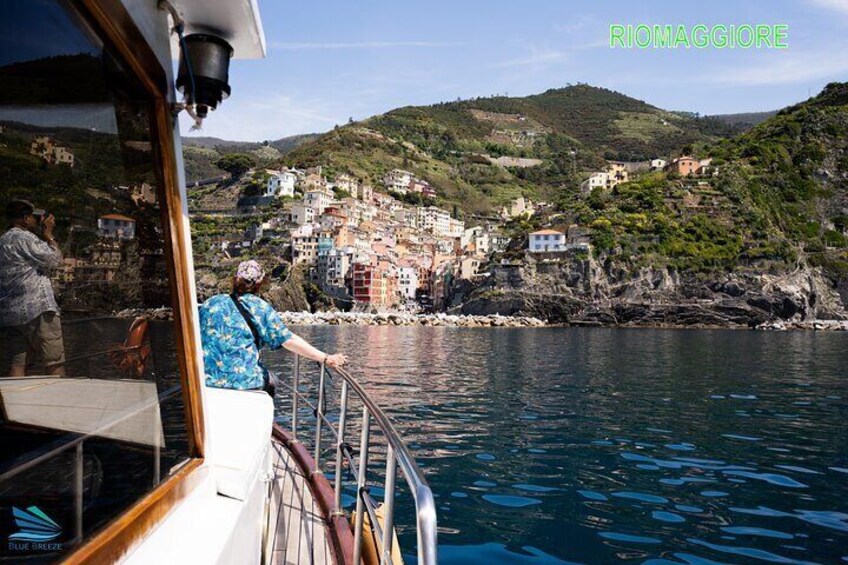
top-left (5, 312), bottom-right (65, 369)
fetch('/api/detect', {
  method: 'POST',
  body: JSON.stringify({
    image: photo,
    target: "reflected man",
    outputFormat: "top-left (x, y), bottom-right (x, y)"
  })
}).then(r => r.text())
top-left (0, 200), bottom-right (65, 376)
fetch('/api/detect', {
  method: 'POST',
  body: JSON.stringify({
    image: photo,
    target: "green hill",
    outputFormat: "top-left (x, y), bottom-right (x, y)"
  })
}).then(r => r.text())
top-left (181, 133), bottom-right (320, 182)
top-left (707, 82), bottom-right (848, 279)
top-left (279, 84), bottom-right (744, 213)
top-left (708, 110), bottom-right (777, 129)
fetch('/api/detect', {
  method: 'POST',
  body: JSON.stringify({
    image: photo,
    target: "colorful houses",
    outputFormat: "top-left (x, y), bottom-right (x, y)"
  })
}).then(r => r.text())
top-left (30, 135), bottom-right (75, 167)
top-left (222, 167), bottom-right (507, 310)
top-left (580, 161), bottom-right (631, 192)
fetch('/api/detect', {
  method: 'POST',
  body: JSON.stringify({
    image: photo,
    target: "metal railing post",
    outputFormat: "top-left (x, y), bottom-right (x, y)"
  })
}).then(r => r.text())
top-left (352, 407), bottom-right (370, 565)
top-left (313, 362), bottom-right (326, 469)
top-left (381, 446), bottom-right (397, 565)
top-left (153, 408), bottom-right (161, 486)
top-left (416, 486), bottom-right (438, 565)
top-left (74, 441), bottom-right (83, 542)
top-left (333, 380), bottom-right (349, 513)
top-left (291, 354), bottom-right (300, 439)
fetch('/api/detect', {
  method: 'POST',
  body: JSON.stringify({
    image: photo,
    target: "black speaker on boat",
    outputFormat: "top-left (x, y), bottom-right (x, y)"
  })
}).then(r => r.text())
top-left (176, 33), bottom-right (233, 118)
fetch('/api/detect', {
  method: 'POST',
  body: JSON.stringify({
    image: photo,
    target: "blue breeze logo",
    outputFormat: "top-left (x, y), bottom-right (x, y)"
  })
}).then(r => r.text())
top-left (9, 506), bottom-right (62, 542)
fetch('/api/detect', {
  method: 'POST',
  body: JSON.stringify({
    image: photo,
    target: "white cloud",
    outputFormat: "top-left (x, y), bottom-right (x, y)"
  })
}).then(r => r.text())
top-left (808, 0), bottom-right (848, 15)
top-left (268, 41), bottom-right (465, 50)
top-left (489, 48), bottom-right (569, 69)
top-left (703, 51), bottom-right (848, 86)
top-left (179, 93), bottom-right (342, 141)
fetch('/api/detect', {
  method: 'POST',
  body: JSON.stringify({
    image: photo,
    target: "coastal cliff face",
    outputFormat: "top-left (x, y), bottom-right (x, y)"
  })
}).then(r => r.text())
top-left (460, 254), bottom-right (847, 327)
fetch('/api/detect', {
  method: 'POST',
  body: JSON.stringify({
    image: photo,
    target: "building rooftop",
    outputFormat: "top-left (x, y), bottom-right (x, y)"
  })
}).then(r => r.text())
top-left (530, 229), bottom-right (564, 236)
top-left (100, 214), bottom-right (135, 222)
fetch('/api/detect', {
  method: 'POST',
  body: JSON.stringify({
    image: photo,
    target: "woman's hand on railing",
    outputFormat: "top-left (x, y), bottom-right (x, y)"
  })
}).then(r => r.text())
top-left (325, 353), bottom-right (347, 369)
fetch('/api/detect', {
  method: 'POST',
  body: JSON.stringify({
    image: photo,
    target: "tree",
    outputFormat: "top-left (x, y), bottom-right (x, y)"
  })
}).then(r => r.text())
top-left (215, 153), bottom-right (255, 179)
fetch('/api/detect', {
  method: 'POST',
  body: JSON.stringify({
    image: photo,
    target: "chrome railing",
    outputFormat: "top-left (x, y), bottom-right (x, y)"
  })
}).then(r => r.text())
top-left (279, 355), bottom-right (438, 565)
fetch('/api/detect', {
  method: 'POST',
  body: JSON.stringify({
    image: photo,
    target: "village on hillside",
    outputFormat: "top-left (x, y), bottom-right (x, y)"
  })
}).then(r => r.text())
top-left (190, 152), bottom-right (720, 313)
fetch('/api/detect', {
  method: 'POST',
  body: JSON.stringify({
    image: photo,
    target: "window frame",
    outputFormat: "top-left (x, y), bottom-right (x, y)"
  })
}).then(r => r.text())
top-left (59, 1), bottom-right (207, 562)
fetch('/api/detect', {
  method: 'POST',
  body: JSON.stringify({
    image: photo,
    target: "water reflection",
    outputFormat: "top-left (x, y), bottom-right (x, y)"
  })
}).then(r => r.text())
top-left (266, 327), bottom-right (848, 564)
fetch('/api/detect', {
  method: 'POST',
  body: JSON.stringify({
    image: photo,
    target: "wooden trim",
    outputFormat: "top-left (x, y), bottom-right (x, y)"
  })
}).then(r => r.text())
top-left (273, 425), bottom-right (356, 565)
top-left (150, 95), bottom-right (206, 458)
top-left (64, 459), bottom-right (206, 564)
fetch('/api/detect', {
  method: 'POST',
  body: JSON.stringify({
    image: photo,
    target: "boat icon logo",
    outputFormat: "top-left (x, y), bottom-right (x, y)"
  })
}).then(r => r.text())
top-left (9, 506), bottom-right (62, 542)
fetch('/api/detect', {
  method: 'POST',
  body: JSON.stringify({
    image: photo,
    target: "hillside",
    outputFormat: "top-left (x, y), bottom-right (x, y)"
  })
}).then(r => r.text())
top-left (458, 83), bottom-right (848, 325)
top-left (708, 110), bottom-right (777, 129)
top-left (708, 82), bottom-right (848, 285)
top-left (278, 85), bottom-right (747, 213)
top-left (181, 133), bottom-right (320, 182)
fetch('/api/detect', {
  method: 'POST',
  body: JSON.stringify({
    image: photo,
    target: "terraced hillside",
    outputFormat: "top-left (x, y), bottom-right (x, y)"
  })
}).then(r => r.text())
top-left (279, 84), bottom-right (747, 213)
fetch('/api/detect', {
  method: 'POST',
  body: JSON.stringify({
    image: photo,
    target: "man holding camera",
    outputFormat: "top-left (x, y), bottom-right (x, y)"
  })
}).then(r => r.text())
top-left (0, 199), bottom-right (65, 376)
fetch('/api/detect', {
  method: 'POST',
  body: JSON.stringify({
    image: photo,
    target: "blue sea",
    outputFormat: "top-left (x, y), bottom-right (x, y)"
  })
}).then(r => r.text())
top-left (267, 326), bottom-right (848, 564)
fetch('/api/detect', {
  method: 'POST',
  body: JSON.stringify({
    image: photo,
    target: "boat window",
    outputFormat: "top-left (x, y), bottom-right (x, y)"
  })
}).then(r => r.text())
top-left (0, 1), bottom-right (192, 559)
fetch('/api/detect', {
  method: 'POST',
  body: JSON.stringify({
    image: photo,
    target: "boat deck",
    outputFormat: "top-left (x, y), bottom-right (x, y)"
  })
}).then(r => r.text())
top-left (268, 438), bottom-right (334, 565)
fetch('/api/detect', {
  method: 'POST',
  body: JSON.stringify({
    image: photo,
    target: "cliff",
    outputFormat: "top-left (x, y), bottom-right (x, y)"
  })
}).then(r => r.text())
top-left (460, 252), bottom-right (847, 327)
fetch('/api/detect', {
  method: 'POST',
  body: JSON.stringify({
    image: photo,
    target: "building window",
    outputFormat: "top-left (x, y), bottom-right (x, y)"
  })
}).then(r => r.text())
top-left (0, 1), bottom-right (192, 558)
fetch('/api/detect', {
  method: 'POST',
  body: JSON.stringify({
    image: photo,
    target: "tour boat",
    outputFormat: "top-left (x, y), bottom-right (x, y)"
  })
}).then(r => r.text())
top-left (0, 1), bottom-right (436, 563)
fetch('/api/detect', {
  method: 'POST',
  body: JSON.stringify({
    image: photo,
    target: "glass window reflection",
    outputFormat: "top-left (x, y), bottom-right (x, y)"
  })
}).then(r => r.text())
top-left (0, 1), bottom-right (191, 560)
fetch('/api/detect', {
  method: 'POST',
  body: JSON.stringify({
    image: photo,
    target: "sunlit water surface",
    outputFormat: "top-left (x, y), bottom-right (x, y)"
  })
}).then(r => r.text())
top-left (265, 327), bottom-right (848, 565)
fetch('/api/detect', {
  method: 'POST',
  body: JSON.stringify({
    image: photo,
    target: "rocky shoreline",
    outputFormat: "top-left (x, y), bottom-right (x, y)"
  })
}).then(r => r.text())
top-left (113, 306), bottom-right (848, 330)
top-left (114, 307), bottom-right (546, 327)
top-left (278, 311), bottom-right (548, 327)
top-left (755, 319), bottom-right (848, 331)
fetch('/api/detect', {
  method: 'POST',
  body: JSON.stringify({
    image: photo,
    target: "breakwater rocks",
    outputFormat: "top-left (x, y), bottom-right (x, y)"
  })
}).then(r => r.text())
top-left (115, 307), bottom-right (173, 320)
top-left (278, 311), bottom-right (547, 328)
top-left (756, 319), bottom-right (848, 331)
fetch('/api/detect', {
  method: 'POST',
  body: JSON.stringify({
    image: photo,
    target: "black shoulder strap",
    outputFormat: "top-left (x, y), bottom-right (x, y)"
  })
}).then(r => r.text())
top-left (230, 293), bottom-right (261, 348)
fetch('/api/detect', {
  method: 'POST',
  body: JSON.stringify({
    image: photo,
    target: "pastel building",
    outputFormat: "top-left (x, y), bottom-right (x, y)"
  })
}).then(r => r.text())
top-left (264, 169), bottom-right (297, 198)
top-left (304, 187), bottom-right (334, 214)
top-left (667, 156), bottom-right (700, 176)
top-left (316, 247), bottom-right (351, 292)
top-left (291, 226), bottom-right (320, 265)
top-left (417, 206), bottom-right (456, 237)
top-left (98, 214), bottom-right (136, 240)
top-left (352, 263), bottom-right (396, 308)
top-left (291, 204), bottom-right (316, 226)
top-left (383, 169), bottom-right (414, 195)
top-left (528, 229), bottom-right (566, 252)
top-left (397, 266), bottom-right (418, 300)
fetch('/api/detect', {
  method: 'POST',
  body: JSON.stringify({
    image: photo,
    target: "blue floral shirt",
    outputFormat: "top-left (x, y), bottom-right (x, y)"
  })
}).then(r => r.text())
top-left (199, 293), bottom-right (293, 390)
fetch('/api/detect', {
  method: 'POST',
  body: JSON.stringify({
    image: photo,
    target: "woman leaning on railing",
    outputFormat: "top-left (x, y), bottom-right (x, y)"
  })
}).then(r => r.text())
top-left (198, 259), bottom-right (346, 394)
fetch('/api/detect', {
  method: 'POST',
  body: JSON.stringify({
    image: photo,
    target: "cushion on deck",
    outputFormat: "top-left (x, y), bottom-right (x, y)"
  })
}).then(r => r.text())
top-left (206, 387), bottom-right (273, 501)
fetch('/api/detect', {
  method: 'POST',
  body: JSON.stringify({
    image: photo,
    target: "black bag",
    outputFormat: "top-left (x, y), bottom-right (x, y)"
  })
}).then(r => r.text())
top-left (229, 293), bottom-right (276, 397)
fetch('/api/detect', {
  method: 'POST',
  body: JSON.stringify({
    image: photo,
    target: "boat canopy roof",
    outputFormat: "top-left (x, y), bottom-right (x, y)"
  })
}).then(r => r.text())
top-left (168, 0), bottom-right (266, 59)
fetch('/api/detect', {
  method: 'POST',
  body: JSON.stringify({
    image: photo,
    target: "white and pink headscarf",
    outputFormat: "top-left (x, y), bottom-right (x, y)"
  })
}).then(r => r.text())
top-left (236, 260), bottom-right (266, 284)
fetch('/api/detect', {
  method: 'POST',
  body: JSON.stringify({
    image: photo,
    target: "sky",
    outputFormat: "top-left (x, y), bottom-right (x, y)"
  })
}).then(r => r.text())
top-left (180, 0), bottom-right (848, 142)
